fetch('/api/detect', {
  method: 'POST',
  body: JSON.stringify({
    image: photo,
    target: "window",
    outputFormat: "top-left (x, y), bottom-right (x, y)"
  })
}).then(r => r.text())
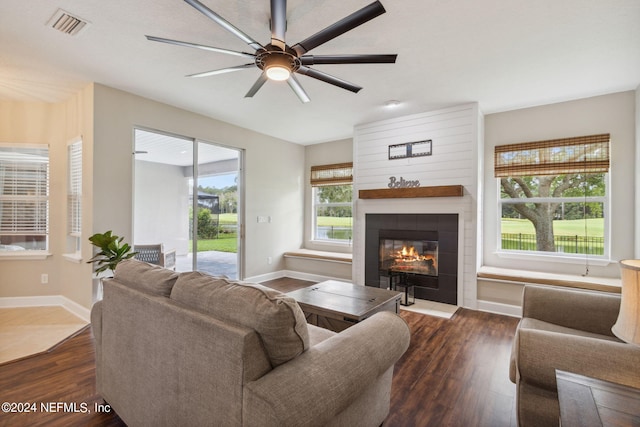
top-left (495, 134), bottom-right (609, 259)
top-left (67, 138), bottom-right (82, 254)
top-left (311, 163), bottom-right (353, 243)
top-left (0, 144), bottom-right (50, 252)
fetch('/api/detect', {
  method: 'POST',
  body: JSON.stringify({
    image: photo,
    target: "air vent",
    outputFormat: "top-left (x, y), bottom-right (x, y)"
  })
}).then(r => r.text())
top-left (47, 9), bottom-right (90, 36)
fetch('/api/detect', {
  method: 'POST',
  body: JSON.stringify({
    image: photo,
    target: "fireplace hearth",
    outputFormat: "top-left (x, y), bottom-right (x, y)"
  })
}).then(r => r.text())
top-left (365, 214), bottom-right (458, 305)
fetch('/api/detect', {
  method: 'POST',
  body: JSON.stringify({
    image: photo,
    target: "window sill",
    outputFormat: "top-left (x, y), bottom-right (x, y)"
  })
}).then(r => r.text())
top-left (495, 250), bottom-right (612, 267)
top-left (310, 239), bottom-right (352, 247)
top-left (63, 253), bottom-right (83, 263)
top-left (284, 249), bottom-right (352, 264)
top-left (477, 265), bottom-right (621, 293)
top-left (0, 251), bottom-right (52, 260)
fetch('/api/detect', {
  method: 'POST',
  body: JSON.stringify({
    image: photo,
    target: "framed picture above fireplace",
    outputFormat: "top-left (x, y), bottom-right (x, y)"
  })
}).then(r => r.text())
top-left (388, 139), bottom-right (432, 160)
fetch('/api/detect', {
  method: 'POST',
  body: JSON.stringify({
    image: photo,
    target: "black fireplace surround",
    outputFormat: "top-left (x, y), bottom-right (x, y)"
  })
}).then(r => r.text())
top-left (365, 213), bottom-right (458, 305)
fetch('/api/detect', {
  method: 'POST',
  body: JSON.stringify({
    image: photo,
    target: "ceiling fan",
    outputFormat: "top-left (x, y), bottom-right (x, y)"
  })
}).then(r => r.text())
top-left (146, 0), bottom-right (397, 103)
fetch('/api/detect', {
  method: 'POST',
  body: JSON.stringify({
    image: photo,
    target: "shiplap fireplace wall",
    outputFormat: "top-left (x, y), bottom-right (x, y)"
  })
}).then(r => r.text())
top-left (353, 104), bottom-right (483, 309)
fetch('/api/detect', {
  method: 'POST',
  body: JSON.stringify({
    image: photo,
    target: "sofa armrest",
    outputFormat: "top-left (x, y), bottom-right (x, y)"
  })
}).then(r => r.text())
top-left (243, 311), bottom-right (410, 427)
top-left (514, 328), bottom-right (640, 392)
top-left (90, 300), bottom-right (103, 343)
top-left (90, 300), bottom-right (104, 392)
top-left (522, 285), bottom-right (620, 336)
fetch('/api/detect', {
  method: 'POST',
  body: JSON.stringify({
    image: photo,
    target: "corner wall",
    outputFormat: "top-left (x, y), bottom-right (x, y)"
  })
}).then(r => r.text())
top-left (0, 86), bottom-right (94, 311)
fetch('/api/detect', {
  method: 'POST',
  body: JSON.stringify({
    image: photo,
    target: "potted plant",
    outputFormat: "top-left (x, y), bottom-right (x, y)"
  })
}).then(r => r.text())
top-left (87, 230), bottom-right (137, 276)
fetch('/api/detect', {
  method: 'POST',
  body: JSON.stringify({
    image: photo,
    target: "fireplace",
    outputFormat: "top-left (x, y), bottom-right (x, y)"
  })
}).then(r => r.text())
top-left (379, 238), bottom-right (438, 276)
top-left (365, 214), bottom-right (458, 305)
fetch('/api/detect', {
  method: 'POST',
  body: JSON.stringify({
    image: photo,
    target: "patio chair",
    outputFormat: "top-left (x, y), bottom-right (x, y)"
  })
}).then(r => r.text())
top-left (133, 244), bottom-right (176, 270)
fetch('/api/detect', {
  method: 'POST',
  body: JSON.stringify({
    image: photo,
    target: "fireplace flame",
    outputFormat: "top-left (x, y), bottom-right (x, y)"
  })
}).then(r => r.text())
top-left (395, 246), bottom-right (434, 263)
top-left (389, 245), bottom-right (438, 274)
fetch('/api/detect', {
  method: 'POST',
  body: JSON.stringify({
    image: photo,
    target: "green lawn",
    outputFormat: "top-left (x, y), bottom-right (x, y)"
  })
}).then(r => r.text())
top-left (219, 213), bottom-right (237, 224)
top-left (500, 218), bottom-right (604, 236)
top-left (317, 216), bottom-right (352, 227)
top-left (191, 233), bottom-right (237, 253)
top-left (192, 216), bottom-right (603, 254)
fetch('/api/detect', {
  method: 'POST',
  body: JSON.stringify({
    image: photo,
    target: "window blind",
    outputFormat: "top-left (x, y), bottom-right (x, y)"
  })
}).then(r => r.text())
top-left (67, 140), bottom-right (82, 236)
top-left (0, 145), bottom-right (50, 237)
top-left (310, 162), bottom-right (353, 186)
top-left (494, 134), bottom-right (610, 178)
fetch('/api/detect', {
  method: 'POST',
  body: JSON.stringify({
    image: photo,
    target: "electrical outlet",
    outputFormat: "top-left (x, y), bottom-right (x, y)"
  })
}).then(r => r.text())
top-left (41, 274), bottom-right (48, 284)
top-left (267, 256), bottom-right (272, 265)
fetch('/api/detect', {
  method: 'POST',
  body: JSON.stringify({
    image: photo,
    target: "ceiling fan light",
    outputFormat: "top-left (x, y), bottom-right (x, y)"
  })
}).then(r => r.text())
top-left (266, 65), bottom-right (291, 81)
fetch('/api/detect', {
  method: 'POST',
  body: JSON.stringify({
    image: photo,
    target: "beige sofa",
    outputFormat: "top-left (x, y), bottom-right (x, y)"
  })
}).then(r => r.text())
top-left (510, 285), bottom-right (640, 426)
top-left (91, 259), bottom-right (410, 427)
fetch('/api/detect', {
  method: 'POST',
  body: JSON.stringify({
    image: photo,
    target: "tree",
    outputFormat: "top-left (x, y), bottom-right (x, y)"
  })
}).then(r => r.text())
top-left (500, 173), bottom-right (604, 252)
top-left (316, 184), bottom-right (352, 217)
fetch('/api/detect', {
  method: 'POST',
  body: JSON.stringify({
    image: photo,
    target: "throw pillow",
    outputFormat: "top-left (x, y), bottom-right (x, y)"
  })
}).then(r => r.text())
top-left (170, 271), bottom-right (309, 367)
top-left (113, 258), bottom-right (179, 297)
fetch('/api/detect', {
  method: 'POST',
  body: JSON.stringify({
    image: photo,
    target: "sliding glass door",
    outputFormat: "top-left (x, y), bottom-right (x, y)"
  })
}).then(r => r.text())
top-left (133, 129), bottom-right (242, 279)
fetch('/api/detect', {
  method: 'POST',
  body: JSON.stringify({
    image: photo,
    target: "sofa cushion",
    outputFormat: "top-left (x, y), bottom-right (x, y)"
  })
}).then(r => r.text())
top-left (170, 271), bottom-right (309, 367)
top-left (113, 258), bottom-right (179, 297)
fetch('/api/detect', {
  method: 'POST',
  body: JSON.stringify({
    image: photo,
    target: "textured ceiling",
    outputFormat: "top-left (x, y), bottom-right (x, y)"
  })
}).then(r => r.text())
top-left (1, 0), bottom-right (639, 145)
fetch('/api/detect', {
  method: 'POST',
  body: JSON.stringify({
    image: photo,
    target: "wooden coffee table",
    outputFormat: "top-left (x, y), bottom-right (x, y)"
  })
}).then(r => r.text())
top-left (287, 280), bottom-right (402, 332)
top-left (556, 370), bottom-right (640, 426)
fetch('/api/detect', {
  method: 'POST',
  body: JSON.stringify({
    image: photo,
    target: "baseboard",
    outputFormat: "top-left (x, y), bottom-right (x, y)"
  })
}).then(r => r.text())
top-left (244, 270), bottom-right (288, 283)
top-left (476, 299), bottom-right (522, 318)
top-left (246, 269), bottom-right (352, 284)
top-left (60, 297), bottom-right (91, 322)
top-left (0, 295), bottom-right (91, 322)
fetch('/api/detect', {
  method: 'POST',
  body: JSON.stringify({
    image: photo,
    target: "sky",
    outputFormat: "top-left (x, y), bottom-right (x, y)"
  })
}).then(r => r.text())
top-left (199, 173), bottom-right (237, 190)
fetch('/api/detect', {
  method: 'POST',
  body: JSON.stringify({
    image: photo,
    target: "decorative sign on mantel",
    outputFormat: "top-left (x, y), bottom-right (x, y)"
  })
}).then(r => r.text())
top-left (388, 176), bottom-right (420, 188)
top-left (388, 139), bottom-right (432, 160)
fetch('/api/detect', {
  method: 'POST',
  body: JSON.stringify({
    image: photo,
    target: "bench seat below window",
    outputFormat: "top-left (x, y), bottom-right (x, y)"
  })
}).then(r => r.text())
top-left (477, 266), bottom-right (621, 294)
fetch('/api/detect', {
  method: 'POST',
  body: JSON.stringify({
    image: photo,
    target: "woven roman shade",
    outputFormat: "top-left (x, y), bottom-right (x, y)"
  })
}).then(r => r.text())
top-left (494, 134), bottom-right (610, 178)
top-left (310, 162), bottom-right (353, 186)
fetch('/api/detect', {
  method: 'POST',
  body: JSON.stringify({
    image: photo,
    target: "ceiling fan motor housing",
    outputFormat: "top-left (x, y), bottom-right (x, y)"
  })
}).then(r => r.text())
top-left (256, 44), bottom-right (301, 74)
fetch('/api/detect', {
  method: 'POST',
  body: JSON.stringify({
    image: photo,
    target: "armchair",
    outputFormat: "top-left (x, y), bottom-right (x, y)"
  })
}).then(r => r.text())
top-left (510, 285), bottom-right (640, 426)
top-left (133, 244), bottom-right (176, 270)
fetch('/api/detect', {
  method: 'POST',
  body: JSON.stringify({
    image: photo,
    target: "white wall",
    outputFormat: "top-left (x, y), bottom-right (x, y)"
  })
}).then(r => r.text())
top-left (353, 104), bottom-right (482, 309)
top-left (0, 86), bottom-right (95, 310)
top-left (134, 160), bottom-right (190, 255)
top-left (92, 84), bottom-right (305, 282)
top-left (636, 86), bottom-right (640, 258)
top-left (483, 91), bottom-right (637, 278)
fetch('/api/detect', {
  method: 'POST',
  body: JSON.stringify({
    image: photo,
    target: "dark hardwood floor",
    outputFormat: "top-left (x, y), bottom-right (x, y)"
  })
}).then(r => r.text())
top-left (0, 278), bottom-right (519, 427)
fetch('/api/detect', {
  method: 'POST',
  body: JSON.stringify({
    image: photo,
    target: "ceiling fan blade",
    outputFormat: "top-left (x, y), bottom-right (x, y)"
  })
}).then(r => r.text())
top-left (184, 0), bottom-right (263, 51)
top-left (187, 63), bottom-right (256, 78)
top-left (245, 73), bottom-right (269, 98)
top-left (291, 1), bottom-right (386, 56)
top-left (270, 0), bottom-right (287, 50)
top-left (146, 36), bottom-right (256, 59)
top-left (296, 66), bottom-right (362, 93)
top-left (287, 75), bottom-right (310, 103)
top-left (300, 54), bottom-right (397, 65)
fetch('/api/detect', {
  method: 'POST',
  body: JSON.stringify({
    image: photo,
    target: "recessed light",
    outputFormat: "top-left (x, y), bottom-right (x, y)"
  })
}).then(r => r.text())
top-left (384, 100), bottom-right (401, 108)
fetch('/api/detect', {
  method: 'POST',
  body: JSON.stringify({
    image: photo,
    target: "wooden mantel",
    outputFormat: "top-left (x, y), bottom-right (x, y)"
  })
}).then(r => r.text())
top-left (359, 185), bottom-right (464, 199)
